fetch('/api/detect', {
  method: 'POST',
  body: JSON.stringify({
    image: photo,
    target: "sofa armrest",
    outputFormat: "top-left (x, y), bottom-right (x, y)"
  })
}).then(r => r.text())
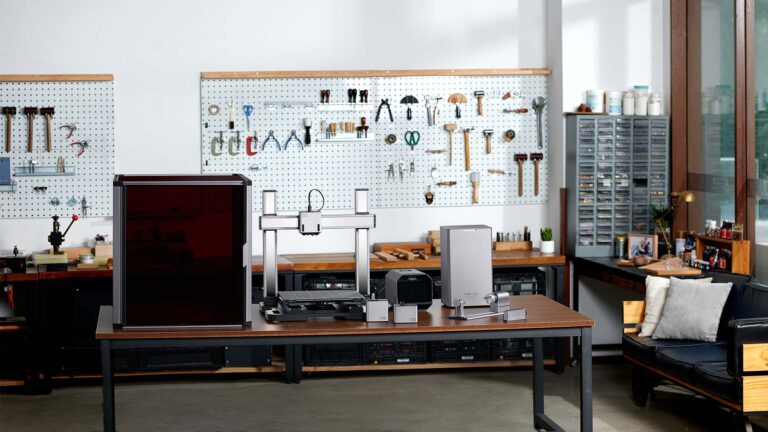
top-left (623, 301), bottom-right (645, 334)
top-left (727, 318), bottom-right (768, 376)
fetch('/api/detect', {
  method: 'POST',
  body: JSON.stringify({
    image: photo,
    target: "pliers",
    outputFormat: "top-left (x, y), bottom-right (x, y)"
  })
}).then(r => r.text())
top-left (283, 130), bottom-right (303, 150)
top-left (59, 123), bottom-right (78, 139)
top-left (261, 130), bottom-right (281, 151)
top-left (70, 140), bottom-right (90, 157)
top-left (375, 99), bottom-right (393, 122)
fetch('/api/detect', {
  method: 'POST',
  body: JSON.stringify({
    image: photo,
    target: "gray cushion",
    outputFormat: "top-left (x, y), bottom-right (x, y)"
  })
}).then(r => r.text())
top-left (652, 278), bottom-right (732, 342)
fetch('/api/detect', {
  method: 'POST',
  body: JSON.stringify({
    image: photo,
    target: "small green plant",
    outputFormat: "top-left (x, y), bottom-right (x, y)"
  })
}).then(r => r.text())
top-left (540, 227), bottom-right (553, 242)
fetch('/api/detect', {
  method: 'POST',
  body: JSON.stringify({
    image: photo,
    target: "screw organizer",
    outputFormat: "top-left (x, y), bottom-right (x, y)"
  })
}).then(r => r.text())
top-left (201, 70), bottom-right (549, 211)
top-left (565, 114), bottom-right (670, 257)
top-left (0, 76), bottom-right (115, 219)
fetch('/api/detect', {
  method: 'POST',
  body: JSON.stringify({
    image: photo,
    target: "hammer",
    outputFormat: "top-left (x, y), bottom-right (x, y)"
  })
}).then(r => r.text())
top-left (2, 107), bottom-right (15, 153)
top-left (462, 127), bottom-right (474, 171)
top-left (530, 153), bottom-right (543, 196)
top-left (483, 129), bottom-right (493, 154)
top-left (515, 153), bottom-right (528, 197)
top-left (40, 107), bottom-right (54, 152)
top-left (23, 107), bottom-right (38, 152)
top-left (474, 91), bottom-right (485, 116)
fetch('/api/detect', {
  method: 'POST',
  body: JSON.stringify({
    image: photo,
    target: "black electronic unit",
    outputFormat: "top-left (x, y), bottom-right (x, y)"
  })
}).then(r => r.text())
top-left (224, 346), bottom-right (272, 367)
top-left (430, 340), bottom-right (493, 362)
top-left (385, 269), bottom-right (433, 309)
top-left (263, 290), bottom-right (365, 323)
top-left (138, 347), bottom-right (224, 372)
top-left (112, 174), bottom-right (252, 328)
top-left (302, 276), bottom-right (356, 291)
top-left (491, 338), bottom-right (554, 360)
top-left (304, 344), bottom-right (365, 366)
top-left (366, 342), bottom-right (428, 365)
top-left (493, 269), bottom-right (546, 295)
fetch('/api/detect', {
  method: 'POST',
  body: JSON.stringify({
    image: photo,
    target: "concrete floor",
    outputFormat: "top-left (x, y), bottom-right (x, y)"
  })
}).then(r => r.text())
top-left (0, 362), bottom-right (765, 432)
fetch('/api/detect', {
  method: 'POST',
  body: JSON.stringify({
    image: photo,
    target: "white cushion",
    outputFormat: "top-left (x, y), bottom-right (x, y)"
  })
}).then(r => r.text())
top-left (638, 276), bottom-right (712, 337)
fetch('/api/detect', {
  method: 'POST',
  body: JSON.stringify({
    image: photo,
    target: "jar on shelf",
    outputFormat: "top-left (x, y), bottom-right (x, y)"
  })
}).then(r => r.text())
top-left (648, 92), bottom-right (663, 115)
top-left (606, 91), bottom-right (622, 115)
top-left (634, 85), bottom-right (649, 115)
top-left (586, 89), bottom-right (604, 113)
top-left (622, 91), bottom-right (635, 115)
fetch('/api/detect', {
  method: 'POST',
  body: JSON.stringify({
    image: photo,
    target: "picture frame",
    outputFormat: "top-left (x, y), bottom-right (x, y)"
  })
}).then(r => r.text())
top-left (628, 232), bottom-right (658, 260)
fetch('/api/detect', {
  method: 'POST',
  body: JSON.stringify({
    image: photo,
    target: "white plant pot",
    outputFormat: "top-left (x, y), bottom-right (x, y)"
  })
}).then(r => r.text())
top-left (540, 240), bottom-right (555, 254)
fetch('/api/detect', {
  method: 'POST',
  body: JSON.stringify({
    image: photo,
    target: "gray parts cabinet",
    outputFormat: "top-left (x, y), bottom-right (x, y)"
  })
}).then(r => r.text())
top-left (566, 115), bottom-right (669, 257)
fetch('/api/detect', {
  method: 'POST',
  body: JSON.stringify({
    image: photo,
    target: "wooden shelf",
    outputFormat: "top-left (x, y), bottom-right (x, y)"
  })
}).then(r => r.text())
top-left (0, 74), bottom-right (114, 82)
top-left (202, 68), bottom-right (551, 80)
top-left (695, 235), bottom-right (751, 274)
top-left (0, 379), bottom-right (26, 387)
top-left (52, 363), bottom-right (286, 380)
top-left (302, 359), bottom-right (554, 372)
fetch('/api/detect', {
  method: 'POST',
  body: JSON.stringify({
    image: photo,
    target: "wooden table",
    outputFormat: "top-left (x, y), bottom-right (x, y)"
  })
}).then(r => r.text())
top-left (96, 296), bottom-right (594, 432)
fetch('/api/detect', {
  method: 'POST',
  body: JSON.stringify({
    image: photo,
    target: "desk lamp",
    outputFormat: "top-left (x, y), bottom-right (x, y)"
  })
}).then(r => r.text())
top-left (656, 191), bottom-right (695, 259)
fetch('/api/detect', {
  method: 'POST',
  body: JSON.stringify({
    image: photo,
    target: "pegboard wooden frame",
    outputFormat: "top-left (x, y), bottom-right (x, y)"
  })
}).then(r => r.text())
top-left (202, 69), bottom-right (551, 79)
top-left (201, 68), bottom-right (549, 212)
top-left (0, 74), bottom-right (115, 219)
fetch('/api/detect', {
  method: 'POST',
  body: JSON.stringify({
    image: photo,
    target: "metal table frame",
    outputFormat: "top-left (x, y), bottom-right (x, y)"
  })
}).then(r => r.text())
top-left (100, 325), bottom-right (592, 432)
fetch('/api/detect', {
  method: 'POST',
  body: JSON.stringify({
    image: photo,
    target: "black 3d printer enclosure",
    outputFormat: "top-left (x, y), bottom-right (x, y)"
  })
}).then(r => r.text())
top-left (112, 175), bottom-right (252, 328)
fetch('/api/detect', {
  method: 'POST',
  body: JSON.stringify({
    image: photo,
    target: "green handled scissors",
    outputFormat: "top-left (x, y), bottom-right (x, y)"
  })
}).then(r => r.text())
top-left (404, 130), bottom-right (420, 150)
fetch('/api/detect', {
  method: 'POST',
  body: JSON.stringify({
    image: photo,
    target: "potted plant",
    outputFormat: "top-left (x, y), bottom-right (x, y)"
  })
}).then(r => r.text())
top-left (540, 227), bottom-right (555, 254)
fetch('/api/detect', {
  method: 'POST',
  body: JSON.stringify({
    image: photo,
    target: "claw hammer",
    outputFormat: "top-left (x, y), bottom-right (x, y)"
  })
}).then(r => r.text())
top-left (23, 107), bottom-right (38, 152)
top-left (463, 127), bottom-right (474, 171)
top-left (2, 107), bottom-right (15, 152)
top-left (515, 153), bottom-right (528, 197)
top-left (40, 107), bottom-right (54, 152)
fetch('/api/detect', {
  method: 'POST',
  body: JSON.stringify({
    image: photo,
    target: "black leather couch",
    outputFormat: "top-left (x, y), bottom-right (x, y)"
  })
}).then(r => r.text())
top-left (622, 273), bottom-right (768, 431)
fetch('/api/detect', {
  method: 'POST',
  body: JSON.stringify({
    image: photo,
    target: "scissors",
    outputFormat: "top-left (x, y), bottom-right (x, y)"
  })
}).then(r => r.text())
top-left (404, 130), bottom-right (420, 150)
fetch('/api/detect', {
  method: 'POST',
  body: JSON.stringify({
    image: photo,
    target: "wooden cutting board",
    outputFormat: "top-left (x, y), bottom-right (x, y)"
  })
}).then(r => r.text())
top-left (640, 258), bottom-right (702, 276)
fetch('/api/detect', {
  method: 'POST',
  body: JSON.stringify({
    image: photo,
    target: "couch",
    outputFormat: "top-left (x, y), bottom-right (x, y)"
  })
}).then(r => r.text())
top-left (622, 273), bottom-right (768, 431)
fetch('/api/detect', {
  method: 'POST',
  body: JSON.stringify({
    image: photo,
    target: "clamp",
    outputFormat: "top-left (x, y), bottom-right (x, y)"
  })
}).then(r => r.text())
top-left (211, 136), bottom-right (222, 156)
top-left (375, 99), bottom-right (393, 122)
top-left (261, 130), bottom-right (281, 151)
top-left (59, 123), bottom-right (78, 139)
top-left (228, 135), bottom-right (240, 155)
top-left (246, 133), bottom-right (259, 156)
top-left (283, 130), bottom-right (303, 150)
top-left (70, 140), bottom-right (90, 157)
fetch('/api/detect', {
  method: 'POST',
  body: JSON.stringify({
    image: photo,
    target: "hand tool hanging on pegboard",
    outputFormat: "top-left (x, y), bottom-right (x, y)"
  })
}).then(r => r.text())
top-left (483, 129), bottom-right (493, 154)
top-left (375, 99), bottom-right (393, 122)
top-left (348, 89), bottom-right (357, 103)
top-left (283, 130), bottom-right (303, 150)
top-left (59, 122), bottom-right (77, 139)
top-left (243, 104), bottom-right (254, 131)
top-left (261, 130), bottom-right (281, 151)
top-left (2, 107), bottom-right (15, 152)
top-left (404, 131), bottom-right (420, 151)
top-left (23, 107), bottom-right (38, 152)
top-left (40, 108), bottom-right (54, 152)
top-left (70, 140), bottom-right (90, 157)
top-left (246, 133), bottom-right (258, 156)
top-left (532, 97), bottom-right (546, 149)
top-left (359, 90), bottom-right (368, 103)
top-left (515, 153), bottom-right (528, 197)
top-left (448, 93), bottom-right (466, 119)
top-left (462, 127), bottom-right (473, 171)
top-left (474, 91), bottom-right (485, 116)
top-left (303, 118), bottom-right (312, 145)
top-left (530, 153), bottom-right (543, 196)
top-left (228, 133), bottom-right (241, 155)
top-left (400, 95), bottom-right (418, 120)
top-left (443, 123), bottom-right (456, 165)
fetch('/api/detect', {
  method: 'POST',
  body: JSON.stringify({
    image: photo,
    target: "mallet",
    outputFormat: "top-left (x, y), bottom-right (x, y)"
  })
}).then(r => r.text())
top-left (474, 90), bottom-right (485, 116)
top-left (463, 127), bottom-right (474, 171)
top-left (530, 153), bottom-right (543, 196)
top-left (483, 129), bottom-right (494, 154)
top-left (40, 107), bottom-right (54, 152)
top-left (23, 107), bottom-right (38, 152)
top-left (515, 153), bottom-right (528, 197)
top-left (2, 107), bottom-right (15, 153)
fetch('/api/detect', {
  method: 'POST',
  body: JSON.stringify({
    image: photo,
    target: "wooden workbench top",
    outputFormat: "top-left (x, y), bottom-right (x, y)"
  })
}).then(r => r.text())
top-left (285, 250), bottom-right (565, 272)
top-left (4, 251), bottom-right (564, 282)
top-left (96, 295), bottom-right (592, 340)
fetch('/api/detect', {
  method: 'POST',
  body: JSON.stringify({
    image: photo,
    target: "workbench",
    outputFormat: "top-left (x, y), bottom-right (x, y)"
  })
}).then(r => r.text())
top-left (2, 250), bottom-right (567, 393)
top-left (96, 296), bottom-right (594, 432)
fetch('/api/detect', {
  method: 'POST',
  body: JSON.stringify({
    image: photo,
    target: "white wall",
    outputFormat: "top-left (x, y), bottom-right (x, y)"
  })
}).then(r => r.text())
top-left (0, 0), bottom-right (549, 254)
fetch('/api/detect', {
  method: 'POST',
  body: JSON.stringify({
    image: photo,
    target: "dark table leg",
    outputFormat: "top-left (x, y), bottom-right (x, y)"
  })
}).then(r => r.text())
top-left (292, 344), bottom-right (302, 383)
top-left (533, 337), bottom-right (544, 429)
top-left (101, 340), bottom-right (115, 432)
top-left (284, 345), bottom-right (294, 383)
top-left (580, 327), bottom-right (593, 432)
top-left (552, 265), bottom-right (565, 373)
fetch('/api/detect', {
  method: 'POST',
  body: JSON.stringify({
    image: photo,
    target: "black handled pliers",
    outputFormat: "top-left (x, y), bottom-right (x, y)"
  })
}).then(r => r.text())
top-left (375, 99), bottom-right (393, 122)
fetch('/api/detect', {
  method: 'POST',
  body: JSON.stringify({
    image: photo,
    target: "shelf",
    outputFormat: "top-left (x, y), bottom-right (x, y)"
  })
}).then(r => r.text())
top-left (52, 363), bottom-right (286, 380)
top-left (316, 133), bottom-right (375, 143)
top-left (315, 103), bottom-right (373, 112)
top-left (201, 69), bottom-right (552, 80)
top-left (14, 166), bottom-right (75, 177)
top-left (0, 379), bottom-right (26, 387)
top-left (302, 359), bottom-right (553, 372)
top-left (0, 183), bottom-right (16, 193)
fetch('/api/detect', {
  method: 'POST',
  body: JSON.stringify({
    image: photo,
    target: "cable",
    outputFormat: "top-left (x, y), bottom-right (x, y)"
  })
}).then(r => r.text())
top-left (307, 189), bottom-right (325, 212)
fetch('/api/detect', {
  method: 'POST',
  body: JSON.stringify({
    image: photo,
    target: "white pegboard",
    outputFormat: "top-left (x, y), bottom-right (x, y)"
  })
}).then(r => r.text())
top-left (0, 80), bottom-right (115, 219)
top-left (200, 73), bottom-right (547, 211)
